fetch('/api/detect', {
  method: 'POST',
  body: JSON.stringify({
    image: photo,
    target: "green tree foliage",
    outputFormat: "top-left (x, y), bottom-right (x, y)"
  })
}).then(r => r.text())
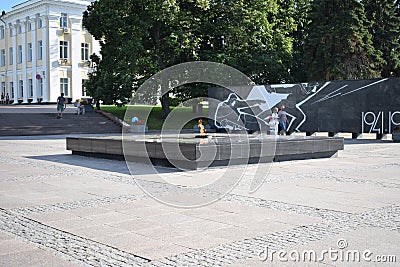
top-left (83, 0), bottom-right (208, 116)
top-left (83, 0), bottom-right (298, 115)
top-left (303, 0), bottom-right (384, 81)
top-left (286, 0), bottom-right (313, 82)
top-left (171, 0), bottom-right (298, 106)
top-left (363, 0), bottom-right (400, 77)
top-left (197, 0), bottom-right (296, 85)
top-left (82, 0), bottom-right (400, 110)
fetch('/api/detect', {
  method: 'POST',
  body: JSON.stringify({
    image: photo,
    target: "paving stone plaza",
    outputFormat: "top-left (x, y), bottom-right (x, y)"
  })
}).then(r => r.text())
top-left (0, 134), bottom-right (399, 266)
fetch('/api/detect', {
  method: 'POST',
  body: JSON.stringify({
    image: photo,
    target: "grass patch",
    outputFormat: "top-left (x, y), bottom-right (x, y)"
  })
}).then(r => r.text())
top-left (100, 105), bottom-right (128, 120)
top-left (101, 105), bottom-right (209, 130)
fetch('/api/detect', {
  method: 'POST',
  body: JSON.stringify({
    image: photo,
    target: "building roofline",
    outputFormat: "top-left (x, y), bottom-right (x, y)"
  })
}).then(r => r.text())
top-left (1, 0), bottom-right (90, 22)
top-left (12, 0), bottom-right (90, 11)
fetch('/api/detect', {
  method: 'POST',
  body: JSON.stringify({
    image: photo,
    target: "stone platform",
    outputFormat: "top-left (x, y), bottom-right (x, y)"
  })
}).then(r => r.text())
top-left (66, 134), bottom-right (344, 170)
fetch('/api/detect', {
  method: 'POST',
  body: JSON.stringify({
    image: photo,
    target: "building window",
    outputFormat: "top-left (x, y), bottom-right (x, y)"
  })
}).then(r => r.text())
top-left (28, 79), bottom-right (33, 97)
top-left (37, 40), bottom-right (43, 60)
top-left (60, 78), bottom-right (69, 96)
top-left (10, 82), bottom-right (14, 98)
top-left (60, 13), bottom-right (68, 28)
top-left (9, 47), bottom-right (13, 65)
top-left (17, 24), bottom-right (22, 34)
top-left (0, 49), bottom-right (5, 67)
top-left (28, 22), bottom-right (32, 32)
top-left (28, 43), bottom-right (32, 62)
top-left (81, 43), bottom-right (89, 61)
top-left (38, 78), bottom-right (43, 96)
top-left (82, 79), bottom-right (88, 96)
top-left (59, 41), bottom-right (68, 59)
top-left (37, 18), bottom-right (42, 29)
top-left (9, 28), bottom-right (13, 37)
top-left (0, 26), bottom-right (4, 39)
top-left (17, 45), bottom-right (22, 63)
top-left (19, 80), bottom-right (23, 98)
top-left (1, 82), bottom-right (5, 95)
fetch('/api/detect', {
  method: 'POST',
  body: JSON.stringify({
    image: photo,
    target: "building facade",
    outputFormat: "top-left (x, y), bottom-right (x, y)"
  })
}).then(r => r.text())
top-left (0, 0), bottom-right (99, 103)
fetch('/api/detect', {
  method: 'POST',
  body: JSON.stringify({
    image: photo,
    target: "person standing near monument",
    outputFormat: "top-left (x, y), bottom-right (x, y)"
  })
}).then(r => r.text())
top-left (278, 105), bottom-right (289, 135)
top-left (5, 93), bottom-right (9, 105)
top-left (271, 107), bottom-right (279, 135)
top-left (57, 93), bottom-right (67, 118)
top-left (267, 116), bottom-right (277, 135)
top-left (0, 93), bottom-right (4, 105)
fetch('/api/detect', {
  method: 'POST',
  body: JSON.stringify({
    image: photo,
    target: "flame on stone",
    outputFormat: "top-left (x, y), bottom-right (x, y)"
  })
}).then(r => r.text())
top-left (198, 119), bottom-right (205, 136)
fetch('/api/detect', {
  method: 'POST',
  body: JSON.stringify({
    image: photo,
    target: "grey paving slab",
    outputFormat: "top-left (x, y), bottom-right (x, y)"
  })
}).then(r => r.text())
top-left (92, 231), bottom-right (163, 255)
top-left (236, 227), bottom-right (400, 267)
top-left (118, 206), bottom-right (174, 218)
top-left (171, 233), bottom-right (232, 250)
top-left (69, 206), bottom-right (112, 217)
top-left (27, 210), bottom-right (79, 222)
top-left (83, 211), bottom-right (137, 224)
top-left (0, 238), bottom-right (38, 256)
top-left (0, 249), bottom-right (81, 267)
top-left (45, 217), bottom-right (100, 232)
top-left (0, 233), bottom-right (14, 242)
top-left (0, 136), bottom-right (399, 266)
top-left (0, 194), bottom-right (36, 209)
top-left (0, 163), bottom-right (57, 180)
top-left (134, 242), bottom-right (193, 261)
top-left (72, 224), bottom-right (130, 239)
top-left (106, 218), bottom-right (164, 232)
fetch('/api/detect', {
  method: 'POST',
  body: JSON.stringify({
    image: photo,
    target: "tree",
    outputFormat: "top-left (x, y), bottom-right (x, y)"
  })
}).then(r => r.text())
top-left (303, 0), bottom-right (384, 81)
top-left (83, 0), bottom-right (208, 118)
top-left (286, 0), bottom-right (313, 82)
top-left (171, 0), bottom-right (298, 108)
top-left (83, 0), bottom-right (300, 118)
top-left (196, 0), bottom-right (297, 85)
top-left (363, 0), bottom-right (400, 77)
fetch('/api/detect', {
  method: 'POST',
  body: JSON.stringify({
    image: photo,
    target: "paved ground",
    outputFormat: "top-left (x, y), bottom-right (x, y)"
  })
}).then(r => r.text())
top-left (0, 135), bottom-right (399, 266)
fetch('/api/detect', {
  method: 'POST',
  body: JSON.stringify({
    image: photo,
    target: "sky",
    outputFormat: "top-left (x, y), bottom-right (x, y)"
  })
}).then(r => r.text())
top-left (1, 0), bottom-right (26, 13)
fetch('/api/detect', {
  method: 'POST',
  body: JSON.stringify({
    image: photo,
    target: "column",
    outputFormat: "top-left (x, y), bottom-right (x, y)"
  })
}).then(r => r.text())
top-left (30, 18), bottom-right (38, 103)
top-left (10, 23), bottom-right (17, 104)
top-left (70, 17), bottom-right (81, 100)
top-left (41, 15), bottom-right (49, 102)
top-left (21, 21), bottom-right (28, 103)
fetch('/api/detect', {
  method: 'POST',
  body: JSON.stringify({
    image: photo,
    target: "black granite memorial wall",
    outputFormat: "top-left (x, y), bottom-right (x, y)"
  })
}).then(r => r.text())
top-left (209, 78), bottom-right (400, 135)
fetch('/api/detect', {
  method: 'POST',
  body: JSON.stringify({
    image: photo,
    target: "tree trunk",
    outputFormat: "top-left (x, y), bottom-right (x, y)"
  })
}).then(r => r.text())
top-left (152, 22), bottom-right (170, 119)
top-left (161, 94), bottom-right (170, 119)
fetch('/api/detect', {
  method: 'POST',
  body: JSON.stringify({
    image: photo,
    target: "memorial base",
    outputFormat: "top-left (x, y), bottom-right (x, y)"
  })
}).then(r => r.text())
top-left (66, 134), bottom-right (344, 170)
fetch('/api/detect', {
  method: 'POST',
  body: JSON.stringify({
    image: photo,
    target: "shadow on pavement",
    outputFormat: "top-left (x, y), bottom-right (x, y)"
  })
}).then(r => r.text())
top-left (25, 153), bottom-right (181, 175)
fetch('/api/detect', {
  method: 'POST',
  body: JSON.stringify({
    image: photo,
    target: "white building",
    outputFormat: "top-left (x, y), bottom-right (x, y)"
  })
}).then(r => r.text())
top-left (0, 0), bottom-right (100, 103)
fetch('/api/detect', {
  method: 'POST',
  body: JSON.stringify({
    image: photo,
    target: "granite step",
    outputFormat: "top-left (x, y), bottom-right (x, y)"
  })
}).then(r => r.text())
top-left (0, 112), bottom-right (122, 136)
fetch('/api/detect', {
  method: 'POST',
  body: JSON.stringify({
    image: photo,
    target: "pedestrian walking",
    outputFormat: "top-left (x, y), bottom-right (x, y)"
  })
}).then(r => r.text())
top-left (57, 93), bottom-right (67, 118)
top-left (5, 93), bottom-right (9, 104)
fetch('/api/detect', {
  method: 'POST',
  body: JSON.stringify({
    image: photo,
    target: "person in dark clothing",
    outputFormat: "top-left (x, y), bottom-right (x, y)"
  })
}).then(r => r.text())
top-left (57, 93), bottom-right (67, 118)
